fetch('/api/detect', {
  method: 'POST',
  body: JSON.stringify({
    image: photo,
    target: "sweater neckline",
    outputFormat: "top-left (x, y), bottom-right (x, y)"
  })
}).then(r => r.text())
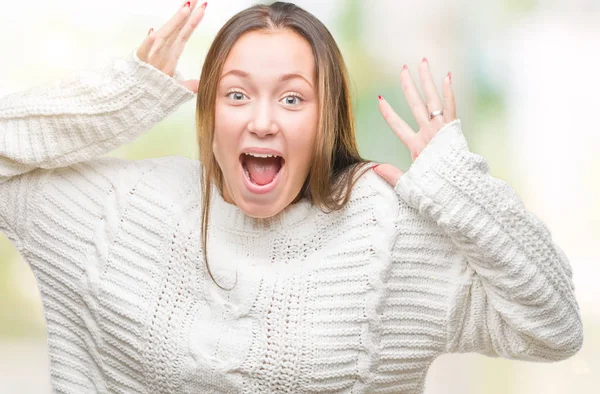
top-left (206, 181), bottom-right (313, 233)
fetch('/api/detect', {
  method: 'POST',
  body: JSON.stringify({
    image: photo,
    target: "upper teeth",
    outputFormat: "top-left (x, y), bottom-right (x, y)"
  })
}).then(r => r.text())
top-left (244, 152), bottom-right (280, 158)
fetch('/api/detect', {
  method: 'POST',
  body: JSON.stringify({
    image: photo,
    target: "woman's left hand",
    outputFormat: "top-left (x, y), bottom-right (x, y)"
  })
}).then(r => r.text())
top-left (373, 58), bottom-right (457, 186)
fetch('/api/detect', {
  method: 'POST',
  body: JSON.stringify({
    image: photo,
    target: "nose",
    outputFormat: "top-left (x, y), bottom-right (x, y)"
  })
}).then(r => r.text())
top-left (247, 100), bottom-right (279, 138)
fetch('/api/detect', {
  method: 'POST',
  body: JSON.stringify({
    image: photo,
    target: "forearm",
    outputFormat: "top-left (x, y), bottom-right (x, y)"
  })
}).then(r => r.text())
top-left (0, 46), bottom-right (195, 183)
top-left (394, 120), bottom-right (583, 360)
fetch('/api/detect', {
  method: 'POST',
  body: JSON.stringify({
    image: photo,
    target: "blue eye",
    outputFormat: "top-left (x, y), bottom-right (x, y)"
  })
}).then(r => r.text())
top-left (224, 90), bottom-right (304, 105)
top-left (227, 91), bottom-right (247, 101)
top-left (281, 94), bottom-right (303, 105)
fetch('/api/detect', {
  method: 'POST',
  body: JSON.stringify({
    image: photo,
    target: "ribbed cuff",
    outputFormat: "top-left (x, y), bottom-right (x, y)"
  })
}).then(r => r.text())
top-left (394, 118), bottom-right (466, 203)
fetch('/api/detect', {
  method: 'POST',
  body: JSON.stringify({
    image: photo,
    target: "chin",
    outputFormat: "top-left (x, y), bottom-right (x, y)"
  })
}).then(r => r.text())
top-left (237, 196), bottom-right (287, 219)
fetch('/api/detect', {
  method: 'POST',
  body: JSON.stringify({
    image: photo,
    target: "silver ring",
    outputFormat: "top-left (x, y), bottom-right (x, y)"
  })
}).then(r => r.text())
top-left (429, 110), bottom-right (443, 120)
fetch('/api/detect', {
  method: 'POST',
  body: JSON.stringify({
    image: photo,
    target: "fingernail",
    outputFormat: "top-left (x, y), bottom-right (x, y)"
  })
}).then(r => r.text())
top-left (378, 95), bottom-right (383, 100)
top-left (448, 71), bottom-right (452, 84)
top-left (148, 28), bottom-right (153, 35)
top-left (201, 1), bottom-right (207, 8)
top-left (184, 1), bottom-right (191, 7)
top-left (402, 64), bottom-right (408, 71)
top-left (372, 164), bottom-right (380, 171)
top-left (422, 57), bottom-right (428, 63)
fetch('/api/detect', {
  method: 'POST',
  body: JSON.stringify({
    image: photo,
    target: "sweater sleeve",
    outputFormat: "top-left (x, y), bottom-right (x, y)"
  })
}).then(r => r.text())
top-left (0, 45), bottom-right (195, 252)
top-left (393, 119), bottom-right (583, 362)
top-left (0, 45), bottom-right (195, 182)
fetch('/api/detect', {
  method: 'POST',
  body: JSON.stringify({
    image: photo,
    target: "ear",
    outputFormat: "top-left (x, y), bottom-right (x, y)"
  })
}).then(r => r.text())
top-left (372, 163), bottom-right (404, 187)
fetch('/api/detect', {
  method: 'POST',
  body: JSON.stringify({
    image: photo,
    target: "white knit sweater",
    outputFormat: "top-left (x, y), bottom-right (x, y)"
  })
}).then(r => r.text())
top-left (0, 46), bottom-right (583, 394)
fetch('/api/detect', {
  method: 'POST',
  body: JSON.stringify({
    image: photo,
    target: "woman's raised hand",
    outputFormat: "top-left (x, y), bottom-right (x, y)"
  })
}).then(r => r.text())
top-left (136, 0), bottom-right (207, 94)
top-left (373, 58), bottom-right (457, 186)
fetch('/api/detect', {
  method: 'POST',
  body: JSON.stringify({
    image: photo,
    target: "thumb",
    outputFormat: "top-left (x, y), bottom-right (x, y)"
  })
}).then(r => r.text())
top-left (372, 163), bottom-right (404, 187)
top-left (179, 79), bottom-right (200, 94)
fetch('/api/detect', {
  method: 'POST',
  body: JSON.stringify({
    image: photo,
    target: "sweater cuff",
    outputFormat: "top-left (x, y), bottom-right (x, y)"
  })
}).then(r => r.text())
top-left (393, 118), bottom-right (467, 204)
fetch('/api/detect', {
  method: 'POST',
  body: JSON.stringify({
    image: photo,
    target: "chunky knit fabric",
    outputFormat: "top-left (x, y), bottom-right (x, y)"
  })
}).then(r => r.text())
top-left (0, 46), bottom-right (583, 394)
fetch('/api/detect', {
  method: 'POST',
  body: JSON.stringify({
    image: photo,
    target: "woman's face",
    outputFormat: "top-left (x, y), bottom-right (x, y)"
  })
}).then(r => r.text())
top-left (213, 29), bottom-right (318, 218)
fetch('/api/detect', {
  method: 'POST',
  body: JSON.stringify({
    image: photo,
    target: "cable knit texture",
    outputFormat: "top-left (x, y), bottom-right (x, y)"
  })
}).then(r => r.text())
top-left (0, 46), bottom-right (583, 394)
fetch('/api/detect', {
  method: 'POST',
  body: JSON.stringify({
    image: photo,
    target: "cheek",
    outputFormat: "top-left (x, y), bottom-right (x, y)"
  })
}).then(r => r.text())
top-left (301, 108), bottom-right (319, 157)
top-left (213, 104), bottom-right (242, 162)
top-left (288, 123), bottom-right (318, 173)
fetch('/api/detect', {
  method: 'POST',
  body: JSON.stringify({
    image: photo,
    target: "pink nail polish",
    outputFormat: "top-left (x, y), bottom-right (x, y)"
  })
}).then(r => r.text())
top-left (184, 1), bottom-right (191, 8)
top-left (201, 2), bottom-right (207, 8)
top-left (448, 71), bottom-right (452, 84)
top-left (378, 95), bottom-right (382, 100)
top-left (402, 64), bottom-right (408, 70)
top-left (372, 164), bottom-right (380, 171)
top-left (422, 57), bottom-right (428, 63)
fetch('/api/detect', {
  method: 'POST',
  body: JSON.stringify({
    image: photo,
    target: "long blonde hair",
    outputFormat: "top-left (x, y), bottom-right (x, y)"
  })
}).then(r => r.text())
top-left (196, 1), bottom-right (371, 290)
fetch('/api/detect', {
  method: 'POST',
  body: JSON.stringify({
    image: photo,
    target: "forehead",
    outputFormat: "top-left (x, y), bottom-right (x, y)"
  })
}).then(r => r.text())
top-left (222, 29), bottom-right (316, 81)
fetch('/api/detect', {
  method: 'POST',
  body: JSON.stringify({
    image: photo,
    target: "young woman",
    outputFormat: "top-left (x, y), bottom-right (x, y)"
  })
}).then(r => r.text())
top-left (0, 1), bottom-right (583, 393)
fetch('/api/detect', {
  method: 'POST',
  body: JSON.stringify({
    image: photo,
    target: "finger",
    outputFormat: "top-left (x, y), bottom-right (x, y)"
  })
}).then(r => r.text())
top-left (418, 57), bottom-right (444, 137)
top-left (164, 0), bottom-right (200, 48)
top-left (169, 2), bottom-right (207, 64)
top-left (372, 163), bottom-right (404, 187)
top-left (442, 72), bottom-right (456, 123)
top-left (418, 58), bottom-right (443, 112)
top-left (178, 1), bottom-right (206, 44)
top-left (400, 65), bottom-right (430, 129)
top-left (152, 1), bottom-right (195, 54)
top-left (377, 95), bottom-right (416, 148)
top-left (136, 32), bottom-right (157, 62)
top-left (138, 2), bottom-right (192, 61)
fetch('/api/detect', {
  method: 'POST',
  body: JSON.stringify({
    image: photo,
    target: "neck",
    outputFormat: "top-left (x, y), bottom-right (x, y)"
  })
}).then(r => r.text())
top-left (207, 180), bottom-right (313, 233)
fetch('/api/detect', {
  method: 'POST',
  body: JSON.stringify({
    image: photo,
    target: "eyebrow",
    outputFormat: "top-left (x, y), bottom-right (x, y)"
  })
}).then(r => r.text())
top-left (219, 69), bottom-right (314, 89)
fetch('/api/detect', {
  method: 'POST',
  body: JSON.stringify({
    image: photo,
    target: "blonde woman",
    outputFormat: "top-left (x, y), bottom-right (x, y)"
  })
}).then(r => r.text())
top-left (0, 1), bottom-right (582, 393)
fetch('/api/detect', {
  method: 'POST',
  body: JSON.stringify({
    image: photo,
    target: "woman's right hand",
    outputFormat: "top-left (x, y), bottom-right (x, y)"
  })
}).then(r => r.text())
top-left (136, 0), bottom-right (207, 94)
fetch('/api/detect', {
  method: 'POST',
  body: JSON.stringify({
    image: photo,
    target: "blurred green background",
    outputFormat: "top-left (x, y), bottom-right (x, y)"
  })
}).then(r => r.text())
top-left (1, 0), bottom-right (598, 392)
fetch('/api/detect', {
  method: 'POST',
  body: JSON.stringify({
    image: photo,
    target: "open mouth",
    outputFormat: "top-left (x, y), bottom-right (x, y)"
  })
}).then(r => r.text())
top-left (239, 152), bottom-right (285, 189)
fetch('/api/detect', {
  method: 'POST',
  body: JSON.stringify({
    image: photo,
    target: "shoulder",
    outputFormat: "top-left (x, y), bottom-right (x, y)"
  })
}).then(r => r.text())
top-left (347, 166), bottom-right (402, 218)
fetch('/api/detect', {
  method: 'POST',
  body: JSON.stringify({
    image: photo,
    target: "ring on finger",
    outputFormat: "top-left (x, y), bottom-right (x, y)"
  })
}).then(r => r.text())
top-left (429, 109), bottom-right (443, 119)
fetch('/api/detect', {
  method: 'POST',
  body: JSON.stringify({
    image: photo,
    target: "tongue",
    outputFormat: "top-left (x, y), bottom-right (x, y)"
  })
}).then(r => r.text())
top-left (244, 156), bottom-right (281, 185)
